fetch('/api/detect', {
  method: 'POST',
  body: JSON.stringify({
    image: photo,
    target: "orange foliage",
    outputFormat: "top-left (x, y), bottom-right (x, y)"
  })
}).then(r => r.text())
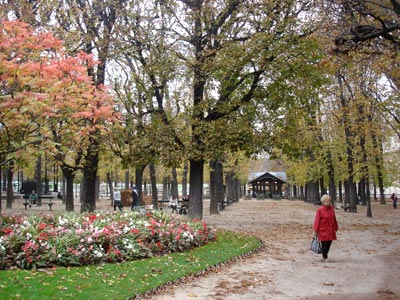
top-left (0, 20), bottom-right (118, 157)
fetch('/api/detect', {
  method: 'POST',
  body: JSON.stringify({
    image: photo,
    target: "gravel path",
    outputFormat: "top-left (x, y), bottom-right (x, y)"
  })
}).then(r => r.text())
top-left (3, 196), bottom-right (399, 299)
top-left (148, 199), bottom-right (400, 300)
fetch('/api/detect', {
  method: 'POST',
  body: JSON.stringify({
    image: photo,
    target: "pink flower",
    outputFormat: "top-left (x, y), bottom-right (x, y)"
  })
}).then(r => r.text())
top-left (130, 228), bottom-right (140, 234)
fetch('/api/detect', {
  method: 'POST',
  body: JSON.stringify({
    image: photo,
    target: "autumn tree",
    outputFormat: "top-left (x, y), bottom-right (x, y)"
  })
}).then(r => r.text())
top-left (0, 20), bottom-right (116, 211)
top-left (0, 0), bottom-right (127, 212)
top-left (159, 0), bottom-right (325, 219)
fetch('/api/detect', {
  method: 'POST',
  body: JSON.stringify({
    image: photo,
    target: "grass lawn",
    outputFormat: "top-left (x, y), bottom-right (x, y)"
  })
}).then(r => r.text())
top-left (0, 230), bottom-right (261, 300)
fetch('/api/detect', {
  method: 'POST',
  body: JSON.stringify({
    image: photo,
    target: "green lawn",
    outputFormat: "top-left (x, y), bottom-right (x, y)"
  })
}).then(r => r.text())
top-left (0, 231), bottom-right (262, 300)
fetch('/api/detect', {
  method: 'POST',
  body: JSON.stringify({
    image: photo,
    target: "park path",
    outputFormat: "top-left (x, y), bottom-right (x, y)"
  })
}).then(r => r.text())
top-left (147, 199), bottom-right (400, 300)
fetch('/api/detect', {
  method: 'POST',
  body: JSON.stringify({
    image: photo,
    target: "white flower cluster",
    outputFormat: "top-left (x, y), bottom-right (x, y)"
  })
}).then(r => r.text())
top-left (93, 249), bottom-right (103, 258)
top-left (0, 237), bottom-right (5, 253)
top-left (58, 216), bottom-right (69, 226)
top-left (122, 238), bottom-right (138, 253)
top-left (182, 231), bottom-right (194, 241)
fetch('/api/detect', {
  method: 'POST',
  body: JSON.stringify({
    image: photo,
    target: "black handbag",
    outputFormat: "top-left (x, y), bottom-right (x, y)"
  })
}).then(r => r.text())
top-left (310, 236), bottom-right (322, 254)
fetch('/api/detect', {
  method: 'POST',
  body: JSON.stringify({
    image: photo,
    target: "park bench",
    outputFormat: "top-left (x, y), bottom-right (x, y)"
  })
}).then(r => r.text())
top-left (341, 205), bottom-right (351, 212)
top-left (157, 199), bottom-right (169, 210)
top-left (22, 195), bottom-right (55, 211)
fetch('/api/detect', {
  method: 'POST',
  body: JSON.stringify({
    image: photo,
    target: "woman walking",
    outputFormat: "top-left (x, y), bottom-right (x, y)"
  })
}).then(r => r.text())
top-left (391, 193), bottom-right (397, 209)
top-left (313, 194), bottom-right (338, 261)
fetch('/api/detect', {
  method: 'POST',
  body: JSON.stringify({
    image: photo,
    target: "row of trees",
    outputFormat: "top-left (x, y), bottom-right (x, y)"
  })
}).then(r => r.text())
top-left (279, 0), bottom-right (400, 216)
top-left (1, 0), bottom-right (399, 219)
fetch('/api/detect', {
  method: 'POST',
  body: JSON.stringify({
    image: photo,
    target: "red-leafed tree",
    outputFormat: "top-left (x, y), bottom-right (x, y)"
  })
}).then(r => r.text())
top-left (0, 20), bottom-right (117, 211)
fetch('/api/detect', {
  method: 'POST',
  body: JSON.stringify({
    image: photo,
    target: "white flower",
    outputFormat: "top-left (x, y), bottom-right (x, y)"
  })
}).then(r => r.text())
top-left (58, 216), bottom-right (67, 226)
top-left (94, 250), bottom-right (103, 258)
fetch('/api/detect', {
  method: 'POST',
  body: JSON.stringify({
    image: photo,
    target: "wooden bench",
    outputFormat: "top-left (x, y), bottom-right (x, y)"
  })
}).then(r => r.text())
top-left (341, 205), bottom-right (350, 212)
top-left (157, 200), bottom-right (169, 210)
top-left (22, 195), bottom-right (55, 211)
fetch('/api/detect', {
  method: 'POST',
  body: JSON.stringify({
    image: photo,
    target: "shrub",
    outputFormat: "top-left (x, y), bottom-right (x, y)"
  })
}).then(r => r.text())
top-left (0, 210), bottom-right (216, 270)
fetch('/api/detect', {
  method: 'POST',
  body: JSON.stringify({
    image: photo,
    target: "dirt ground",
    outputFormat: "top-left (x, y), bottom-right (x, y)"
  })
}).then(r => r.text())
top-left (2, 196), bottom-right (400, 300)
top-left (148, 198), bottom-right (400, 300)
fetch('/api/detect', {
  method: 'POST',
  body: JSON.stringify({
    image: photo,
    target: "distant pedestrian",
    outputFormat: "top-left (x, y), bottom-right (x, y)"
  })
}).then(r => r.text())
top-left (113, 188), bottom-right (122, 211)
top-left (131, 186), bottom-right (139, 211)
top-left (57, 192), bottom-right (63, 200)
top-left (391, 193), bottom-right (398, 209)
top-left (313, 194), bottom-right (338, 261)
top-left (169, 195), bottom-right (178, 214)
top-left (29, 190), bottom-right (38, 205)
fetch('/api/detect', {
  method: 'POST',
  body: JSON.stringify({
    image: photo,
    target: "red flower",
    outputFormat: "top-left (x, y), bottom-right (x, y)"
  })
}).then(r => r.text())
top-left (37, 223), bottom-right (47, 231)
top-left (88, 215), bottom-right (97, 223)
top-left (130, 228), bottom-right (140, 234)
top-left (3, 227), bottom-right (13, 235)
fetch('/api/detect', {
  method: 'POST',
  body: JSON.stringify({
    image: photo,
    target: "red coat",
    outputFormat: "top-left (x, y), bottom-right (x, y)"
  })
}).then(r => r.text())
top-left (313, 205), bottom-right (338, 241)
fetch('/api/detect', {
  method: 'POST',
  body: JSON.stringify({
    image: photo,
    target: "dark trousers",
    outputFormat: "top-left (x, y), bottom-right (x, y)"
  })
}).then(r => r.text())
top-left (171, 205), bottom-right (178, 213)
top-left (321, 241), bottom-right (332, 259)
top-left (114, 201), bottom-right (123, 211)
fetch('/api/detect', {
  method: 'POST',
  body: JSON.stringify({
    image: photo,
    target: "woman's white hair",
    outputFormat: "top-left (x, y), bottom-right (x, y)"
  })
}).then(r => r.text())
top-left (321, 194), bottom-right (331, 205)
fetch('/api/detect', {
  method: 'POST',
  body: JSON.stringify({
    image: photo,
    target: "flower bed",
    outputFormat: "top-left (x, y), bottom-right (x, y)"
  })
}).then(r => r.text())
top-left (0, 210), bottom-right (217, 270)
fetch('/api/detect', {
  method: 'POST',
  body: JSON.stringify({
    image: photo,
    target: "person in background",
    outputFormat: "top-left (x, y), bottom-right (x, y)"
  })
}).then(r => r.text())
top-left (131, 186), bottom-right (139, 211)
top-left (113, 188), bottom-right (122, 211)
top-left (29, 190), bottom-right (38, 205)
top-left (57, 192), bottom-right (63, 200)
top-left (313, 194), bottom-right (339, 261)
top-left (179, 194), bottom-right (189, 215)
top-left (169, 194), bottom-right (178, 214)
top-left (391, 193), bottom-right (398, 209)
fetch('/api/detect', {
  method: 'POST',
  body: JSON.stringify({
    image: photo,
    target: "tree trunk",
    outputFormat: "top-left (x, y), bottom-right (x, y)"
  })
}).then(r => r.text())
top-left (1, 168), bottom-right (5, 192)
top-left (371, 134), bottom-right (386, 205)
top-left (327, 150), bottom-right (337, 204)
top-left (319, 177), bottom-right (326, 197)
top-left (44, 156), bottom-right (49, 194)
top-left (182, 161), bottom-right (188, 197)
top-left (171, 167), bottom-right (179, 200)
top-left (80, 134), bottom-right (99, 212)
top-left (124, 171), bottom-right (130, 190)
top-left (336, 71), bottom-right (357, 212)
top-left (344, 180), bottom-right (350, 205)
top-left (234, 176), bottom-right (240, 202)
top-left (61, 167), bottom-right (75, 212)
top-left (209, 159), bottom-right (223, 215)
top-left (225, 171), bottom-right (234, 204)
top-left (149, 163), bottom-right (158, 208)
top-left (338, 181), bottom-right (343, 203)
top-left (135, 166), bottom-right (145, 206)
top-left (162, 176), bottom-right (168, 201)
top-left (209, 160), bottom-right (216, 212)
top-left (189, 159), bottom-right (204, 220)
top-left (300, 185), bottom-right (304, 201)
top-left (366, 176), bottom-right (372, 218)
top-left (306, 181), bottom-right (319, 204)
top-left (6, 164), bottom-right (14, 209)
top-left (106, 172), bottom-right (113, 206)
top-left (349, 180), bottom-right (358, 213)
top-left (36, 155), bottom-right (42, 206)
top-left (359, 178), bottom-right (366, 206)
